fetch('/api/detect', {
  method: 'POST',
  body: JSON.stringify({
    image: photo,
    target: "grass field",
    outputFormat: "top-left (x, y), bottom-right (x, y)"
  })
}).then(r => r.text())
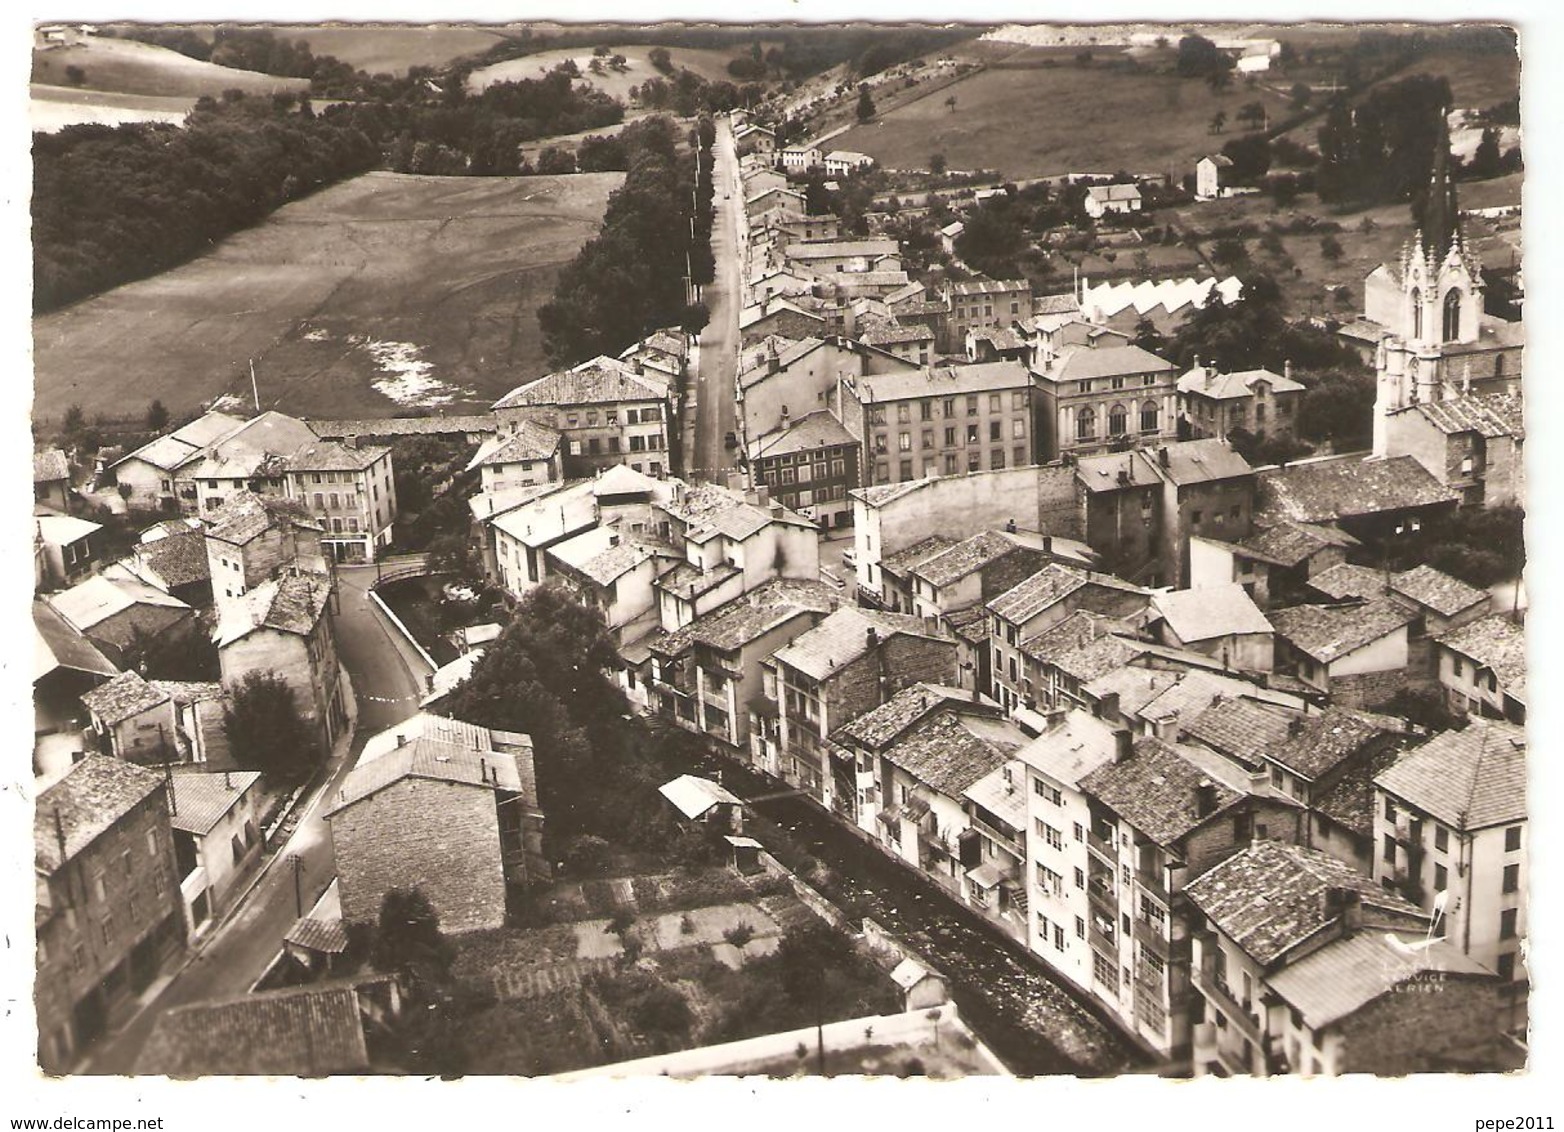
top-left (31, 36), bottom-right (307, 99)
top-left (32, 170), bottom-right (623, 424)
top-left (264, 23), bottom-right (512, 74)
top-left (832, 59), bottom-right (1297, 180)
top-left (466, 43), bottom-right (739, 101)
top-left (30, 83), bottom-right (193, 131)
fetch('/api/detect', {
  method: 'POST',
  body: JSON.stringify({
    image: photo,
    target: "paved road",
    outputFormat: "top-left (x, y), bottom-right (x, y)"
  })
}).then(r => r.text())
top-left (81, 566), bottom-right (426, 1074)
top-left (688, 117), bottom-right (743, 485)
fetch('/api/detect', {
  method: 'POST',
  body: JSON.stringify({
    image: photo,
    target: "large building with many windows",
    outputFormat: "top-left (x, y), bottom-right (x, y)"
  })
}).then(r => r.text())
top-left (492, 356), bottom-right (672, 478)
top-left (1032, 343), bottom-right (1179, 461)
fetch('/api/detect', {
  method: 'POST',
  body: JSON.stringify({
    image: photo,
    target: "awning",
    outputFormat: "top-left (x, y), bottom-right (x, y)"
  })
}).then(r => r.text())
top-left (967, 861), bottom-right (1007, 890)
top-left (723, 835), bottom-right (763, 850)
top-left (876, 805), bottom-right (903, 826)
top-left (902, 796), bottom-right (931, 823)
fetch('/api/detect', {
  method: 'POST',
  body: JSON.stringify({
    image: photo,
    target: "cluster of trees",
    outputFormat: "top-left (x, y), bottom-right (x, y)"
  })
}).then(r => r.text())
top-left (33, 94), bottom-right (380, 312)
top-left (1314, 74), bottom-right (1453, 207)
top-left (537, 116), bottom-right (711, 367)
top-left (224, 670), bottom-right (318, 783)
top-left (1176, 34), bottom-right (1236, 89)
top-left (1384, 504), bottom-right (1525, 588)
top-left (110, 24), bottom-right (362, 92)
top-left (952, 181), bottom-right (1092, 283)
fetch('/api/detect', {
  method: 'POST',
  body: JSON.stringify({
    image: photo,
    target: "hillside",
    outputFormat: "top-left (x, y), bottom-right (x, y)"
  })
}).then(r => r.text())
top-left (31, 35), bottom-right (308, 98)
top-left (32, 171), bottom-right (624, 424)
top-left (466, 43), bottom-right (740, 101)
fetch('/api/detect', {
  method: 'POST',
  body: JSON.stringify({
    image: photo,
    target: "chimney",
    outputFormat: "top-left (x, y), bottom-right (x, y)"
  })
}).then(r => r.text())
top-left (1287, 717), bottom-right (1305, 737)
top-left (769, 501), bottom-right (783, 517)
top-left (344, 434), bottom-right (359, 450)
top-left (1157, 446), bottom-right (1171, 469)
top-left (1113, 726), bottom-right (1133, 764)
top-left (866, 626), bottom-right (880, 651)
top-left (754, 484), bottom-right (770, 506)
top-left (224, 771), bottom-right (233, 791)
top-left (1194, 779), bottom-right (1218, 817)
top-left (396, 733), bottom-right (407, 748)
top-left (1042, 535), bottom-right (1052, 556)
top-left (1283, 359), bottom-right (1293, 382)
top-left (1095, 690), bottom-right (1121, 722)
top-left (609, 533), bottom-right (621, 547)
top-left (1325, 886), bottom-right (1363, 935)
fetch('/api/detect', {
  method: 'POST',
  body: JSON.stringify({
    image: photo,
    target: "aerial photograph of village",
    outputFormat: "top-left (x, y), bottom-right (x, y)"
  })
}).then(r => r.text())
top-left (19, 10), bottom-right (1536, 1105)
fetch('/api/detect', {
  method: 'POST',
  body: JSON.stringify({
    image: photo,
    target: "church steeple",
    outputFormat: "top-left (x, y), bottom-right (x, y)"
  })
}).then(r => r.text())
top-left (1418, 107), bottom-right (1463, 266)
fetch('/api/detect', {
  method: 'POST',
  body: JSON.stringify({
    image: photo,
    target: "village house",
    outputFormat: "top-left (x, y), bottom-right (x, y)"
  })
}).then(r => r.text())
top-left (987, 565), bottom-right (1152, 712)
top-left (875, 534), bottom-right (958, 614)
top-left (758, 607), bottom-right (957, 806)
top-left (1075, 440), bottom-right (1256, 589)
top-left (33, 599), bottom-right (119, 769)
top-left (1149, 584), bottom-right (1274, 673)
top-left (1070, 731), bottom-right (1305, 1059)
top-left (110, 523), bottom-right (212, 608)
top-left (741, 163), bottom-right (787, 197)
top-left (283, 439), bottom-right (398, 563)
top-left (80, 671), bottom-right (177, 765)
top-left (476, 479), bottom-right (601, 600)
top-left (166, 769), bottom-right (264, 937)
top-left (203, 491), bottom-right (328, 605)
top-left (854, 314), bottom-right (936, 366)
top-left (1268, 599), bottom-right (1415, 706)
top-left (1184, 840), bottom-right (1498, 1076)
top-left (46, 573), bottom-right (195, 666)
top-left (134, 978), bottom-right (402, 1076)
top-left (182, 411), bottom-right (322, 516)
top-left (1017, 611), bottom-right (1191, 713)
top-left (108, 410), bottom-right (247, 513)
top-left (35, 512), bottom-right (101, 590)
top-left (734, 122), bottom-right (776, 156)
top-left (740, 296), bottom-right (830, 345)
top-left (1434, 614), bottom-right (1526, 724)
top-left (904, 529), bottom-right (1057, 621)
top-left (543, 524), bottom-right (682, 649)
top-left (1033, 343), bottom-right (1179, 462)
top-left (1176, 362), bottom-right (1306, 444)
top-left (747, 411), bottom-right (861, 530)
top-left (1083, 183), bottom-right (1143, 220)
top-left (736, 334), bottom-right (914, 457)
top-left (464, 421), bottom-right (564, 494)
top-left (1187, 520), bottom-right (1360, 608)
top-left (35, 756), bottom-right (187, 1072)
top-left (939, 220), bottom-right (965, 256)
top-left (1374, 718), bottom-right (1528, 1033)
top-left (648, 579), bottom-right (838, 757)
top-left (1194, 154), bottom-right (1234, 200)
top-left (784, 238), bottom-right (902, 279)
top-left (150, 680), bottom-right (230, 766)
top-left (35, 448), bottom-right (72, 511)
top-left (1254, 455), bottom-right (1460, 548)
top-left (215, 572), bottom-right (345, 754)
top-left (327, 714), bottom-right (546, 934)
top-left (492, 356), bottom-right (671, 478)
top-left (778, 144), bottom-right (823, 172)
top-left (842, 360), bottom-right (1036, 484)
top-left (1381, 391), bottom-right (1525, 509)
top-left (823, 149), bottom-right (875, 176)
top-left (940, 279), bottom-right (1032, 353)
top-left (747, 265), bottom-right (816, 304)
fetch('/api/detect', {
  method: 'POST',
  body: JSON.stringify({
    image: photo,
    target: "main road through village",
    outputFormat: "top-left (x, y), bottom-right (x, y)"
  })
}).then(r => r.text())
top-left (82, 565), bottom-right (426, 1074)
top-left (687, 115), bottom-right (743, 486)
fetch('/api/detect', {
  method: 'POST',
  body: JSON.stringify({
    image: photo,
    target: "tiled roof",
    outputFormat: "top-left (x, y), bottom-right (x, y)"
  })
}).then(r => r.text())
top-left (913, 530), bottom-right (1027, 589)
top-left (285, 917), bottom-right (350, 954)
top-left (81, 670), bottom-right (170, 727)
top-left (186, 411), bottom-right (321, 480)
top-left (1131, 668), bottom-right (1258, 729)
top-left (135, 984), bottom-right (370, 1076)
top-left (857, 319), bottom-right (934, 347)
top-left (36, 755), bottom-right (166, 872)
top-left (989, 565), bottom-right (1146, 626)
top-left (653, 579), bottom-right (836, 656)
top-left (837, 683), bottom-right (989, 749)
top-left (1307, 562), bottom-right (1389, 601)
top-left (1436, 615), bottom-right (1525, 693)
top-left (36, 513), bottom-right (100, 547)
top-left (1314, 743), bottom-right (1404, 840)
top-left (965, 760), bottom-right (1028, 830)
top-left (1177, 365), bottom-right (1305, 400)
top-left (1269, 598), bottom-right (1414, 663)
top-left (880, 534), bottom-right (957, 580)
top-left (112, 411), bottom-right (247, 472)
top-left (1014, 709), bottom-right (1121, 787)
top-left (654, 560), bottom-right (740, 603)
top-left (1182, 697), bottom-right (1297, 771)
top-left (33, 599), bottom-right (117, 681)
top-left (942, 605), bottom-right (991, 644)
top-left (1153, 584), bottom-right (1272, 643)
top-left (1266, 707), bottom-right (1397, 781)
top-left (785, 239), bottom-right (900, 261)
top-left (1266, 932), bottom-right (1494, 1030)
top-left (1184, 841), bottom-right (1429, 968)
top-left (1021, 620), bottom-right (1146, 684)
top-left (168, 770), bottom-right (263, 836)
top-left (750, 410), bottom-right (856, 460)
top-left (881, 710), bottom-right (1025, 798)
top-left (659, 774), bottom-right (743, 820)
top-left (139, 527), bottom-right (211, 587)
top-left (1256, 456), bottom-right (1460, 525)
top-left (284, 439), bottom-right (389, 473)
top-left (1390, 564), bottom-right (1489, 619)
top-left (852, 478), bottom-right (934, 507)
top-left (1086, 183), bottom-right (1142, 202)
top-left (34, 448), bottom-right (69, 484)
top-left (48, 574), bottom-right (190, 633)
top-left (968, 326), bottom-right (1026, 351)
top-left (1406, 391), bottom-right (1524, 438)
top-left (773, 607), bottom-right (947, 682)
top-left (205, 490), bottom-right (320, 545)
top-left (1033, 292), bottom-right (1082, 316)
top-left (493, 356), bottom-right (665, 410)
top-left (1079, 735), bottom-right (1244, 849)
top-left (663, 482), bottom-right (810, 541)
top-left (1076, 450), bottom-right (1162, 493)
top-left (858, 360), bottom-right (1030, 402)
top-left (1154, 439), bottom-right (1254, 486)
top-left (1051, 344), bottom-right (1175, 381)
top-left (148, 680), bottom-right (225, 705)
top-left (326, 737), bottom-right (521, 816)
top-left (1236, 521), bottom-right (1359, 567)
top-left (548, 525), bottom-right (669, 586)
top-left (1376, 718), bottom-right (1526, 830)
top-left (215, 574), bottom-right (331, 646)
top-left (945, 278), bottom-right (1029, 297)
top-left (738, 336), bottom-right (827, 387)
top-left (307, 414), bottom-right (496, 439)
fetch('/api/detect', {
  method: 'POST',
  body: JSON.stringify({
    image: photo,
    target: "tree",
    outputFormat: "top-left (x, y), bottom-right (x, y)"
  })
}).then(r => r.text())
top-left (856, 84), bottom-right (876, 123)
top-left (1130, 315), bottom-right (1168, 357)
top-left (1289, 82), bottom-right (1312, 111)
top-left (1470, 127), bottom-right (1503, 180)
top-left (64, 65), bottom-right (86, 86)
top-left (945, 94), bottom-right (957, 113)
top-left (1177, 34), bottom-right (1228, 79)
top-left (1320, 234), bottom-right (1344, 262)
top-left (648, 47), bottom-right (673, 74)
top-left (224, 669), bottom-right (316, 782)
top-left (61, 404), bottom-right (86, 437)
top-left (778, 921), bottom-right (857, 1075)
top-left (1237, 101), bottom-right (1267, 130)
top-left (1211, 237), bottom-right (1249, 269)
top-left (929, 152), bottom-right (947, 176)
top-left (372, 888), bottom-right (454, 985)
top-left (680, 301), bottom-right (711, 335)
top-left (1207, 68), bottom-right (1233, 94)
top-left (1209, 110), bottom-right (1227, 135)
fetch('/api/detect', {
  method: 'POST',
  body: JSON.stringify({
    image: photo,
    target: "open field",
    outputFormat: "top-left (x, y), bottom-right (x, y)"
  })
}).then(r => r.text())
top-left (261, 23), bottom-right (512, 74)
top-left (32, 170), bottom-right (623, 424)
top-left (31, 36), bottom-right (307, 99)
top-left (832, 60), bottom-right (1298, 180)
top-left (466, 43), bottom-right (740, 100)
top-left (30, 83), bottom-right (193, 131)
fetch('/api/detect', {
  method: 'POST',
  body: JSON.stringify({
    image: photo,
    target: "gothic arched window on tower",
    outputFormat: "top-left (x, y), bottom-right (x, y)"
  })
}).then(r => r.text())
top-left (1443, 289), bottom-right (1462, 342)
top-left (1411, 287), bottom-right (1423, 340)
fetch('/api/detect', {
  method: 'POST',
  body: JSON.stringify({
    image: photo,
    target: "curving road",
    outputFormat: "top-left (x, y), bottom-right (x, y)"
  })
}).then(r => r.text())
top-left (687, 116), bottom-right (744, 485)
top-left (81, 566), bottom-right (427, 1074)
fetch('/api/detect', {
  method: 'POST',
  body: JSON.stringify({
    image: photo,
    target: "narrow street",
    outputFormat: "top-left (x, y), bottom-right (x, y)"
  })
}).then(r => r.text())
top-left (687, 115), bottom-right (743, 484)
top-left (80, 565), bottom-right (425, 1074)
top-left (652, 730), bottom-right (1152, 1077)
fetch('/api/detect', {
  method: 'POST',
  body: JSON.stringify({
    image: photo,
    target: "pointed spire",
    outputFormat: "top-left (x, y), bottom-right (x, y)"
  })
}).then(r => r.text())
top-left (1420, 105), bottom-right (1462, 266)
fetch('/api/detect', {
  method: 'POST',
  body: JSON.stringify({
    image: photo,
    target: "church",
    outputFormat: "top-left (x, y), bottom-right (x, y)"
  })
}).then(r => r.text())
top-left (1363, 116), bottom-right (1525, 508)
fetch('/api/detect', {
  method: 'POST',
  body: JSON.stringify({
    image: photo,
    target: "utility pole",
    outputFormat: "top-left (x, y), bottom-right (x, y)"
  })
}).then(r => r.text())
top-left (289, 853), bottom-right (305, 918)
top-left (250, 359), bottom-right (261, 412)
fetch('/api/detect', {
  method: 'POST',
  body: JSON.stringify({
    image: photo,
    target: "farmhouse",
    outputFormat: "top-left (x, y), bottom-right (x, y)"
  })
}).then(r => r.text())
top-left (1083, 183), bottom-right (1142, 219)
top-left (1194, 154), bottom-right (1234, 201)
top-left (464, 421), bottom-right (564, 494)
top-left (823, 149), bottom-right (875, 176)
top-left (109, 410), bottom-right (247, 513)
top-left (34, 448), bottom-right (72, 511)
